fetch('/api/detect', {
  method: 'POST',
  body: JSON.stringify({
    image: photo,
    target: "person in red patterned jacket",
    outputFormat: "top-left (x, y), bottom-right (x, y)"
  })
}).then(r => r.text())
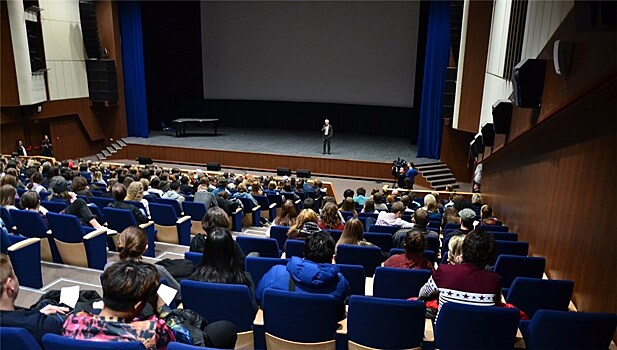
top-left (384, 231), bottom-right (434, 271)
top-left (419, 230), bottom-right (501, 319)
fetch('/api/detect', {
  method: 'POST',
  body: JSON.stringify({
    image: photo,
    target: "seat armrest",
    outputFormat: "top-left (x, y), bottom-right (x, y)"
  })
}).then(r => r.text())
top-left (139, 221), bottom-right (154, 229)
top-left (336, 317), bottom-right (347, 335)
top-left (253, 308), bottom-right (264, 326)
top-left (106, 229), bottom-right (118, 236)
top-left (234, 208), bottom-right (243, 215)
top-left (46, 229), bottom-right (52, 235)
top-left (423, 318), bottom-right (434, 342)
top-left (294, 199), bottom-right (301, 204)
top-left (269, 203), bottom-right (277, 209)
top-left (84, 227), bottom-right (108, 240)
top-left (252, 205), bottom-right (261, 212)
top-left (8, 237), bottom-right (41, 251)
top-left (176, 215), bottom-right (191, 224)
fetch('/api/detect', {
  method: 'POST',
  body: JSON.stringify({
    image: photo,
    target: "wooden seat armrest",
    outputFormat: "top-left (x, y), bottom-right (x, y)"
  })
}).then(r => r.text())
top-left (233, 208), bottom-right (243, 215)
top-left (139, 221), bottom-right (155, 229)
top-left (8, 237), bottom-right (41, 251)
top-left (423, 318), bottom-right (434, 342)
top-left (253, 308), bottom-right (264, 326)
top-left (269, 203), bottom-right (277, 209)
top-left (252, 205), bottom-right (261, 212)
top-left (46, 229), bottom-right (52, 235)
top-left (336, 317), bottom-right (348, 335)
top-left (294, 199), bottom-right (301, 204)
top-left (84, 227), bottom-right (108, 240)
top-left (176, 216), bottom-right (192, 224)
top-left (106, 229), bottom-right (118, 236)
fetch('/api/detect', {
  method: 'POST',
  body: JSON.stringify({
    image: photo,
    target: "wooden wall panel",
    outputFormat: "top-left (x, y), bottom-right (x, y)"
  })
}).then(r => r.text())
top-left (455, 0), bottom-right (493, 133)
top-left (49, 116), bottom-right (105, 160)
top-left (0, 2), bottom-right (19, 106)
top-left (440, 118), bottom-right (474, 182)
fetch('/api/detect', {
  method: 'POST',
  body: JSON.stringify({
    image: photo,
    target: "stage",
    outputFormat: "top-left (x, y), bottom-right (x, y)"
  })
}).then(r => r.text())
top-left (112, 127), bottom-right (433, 181)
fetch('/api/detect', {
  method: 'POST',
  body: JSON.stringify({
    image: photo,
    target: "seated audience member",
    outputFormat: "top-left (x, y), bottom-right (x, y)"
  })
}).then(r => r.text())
top-left (162, 182), bottom-right (185, 209)
top-left (106, 226), bottom-right (181, 301)
top-left (148, 177), bottom-right (164, 197)
top-left (361, 199), bottom-right (378, 214)
top-left (212, 178), bottom-right (230, 197)
top-left (126, 181), bottom-right (150, 217)
top-left (375, 202), bottom-right (413, 228)
top-left (256, 231), bottom-right (350, 320)
top-left (108, 184), bottom-right (149, 224)
top-left (26, 171), bottom-right (46, 194)
top-left (471, 193), bottom-right (483, 207)
top-left (189, 227), bottom-right (258, 312)
top-left (392, 209), bottom-right (439, 248)
top-left (384, 231), bottom-right (434, 271)
top-left (353, 187), bottom-right (370, 206)
top-left (340, 197), bottom-right (358, 217)
top-left (453, 194), bottom-right (473, 212)
top-left (191, 207), bottom-right (247, 270)
top-left (91, 171), bottom-right (107, 189)
top-left (179, 176), bottom-right (193, 195)
top-left (422, 194), bottom-right (441, 220)
top-left (441, 207), bottom-right (460, 231)
top-left (264, 181), bottom-right (280, 195)
top-left (0, 254), bottom-right (68, 345)
top-left (400, 195), bottom-right (415, 213)
top-left (447, 235), bottom-right (465, 265)
top-left (338, 189), bottom-right (354, 208)
top-left (250, 179), bottom-right (264, 197)
top-left (50, 181), bottom-right (102, 228)
top-left (385, 194), bottom-right (396, 205)
top-left (193, 178), bottom-right (218, 209)
top-left (319, 202), bottom-right (345, 230)
top-left (64, 260), bottom-right (237, 349)
top-left (232, 183), bottom-right (258, 206)
top-left (287, 209), bottom-right (321, 240)
top-left (19, 190), bottom-right (48, 223)
top-left (335, 218), bottom-right (376, 252)
top-left (301, 197), bottom-right (319, 213)
top-left (444, 208), bottom-right (476, 239)
top-left (480, 204), bottom-right (499, 225)
top-left (419, 231), bottom-right (501, 316)
top-left (372, 192), bottom-right (388, 211)
top-left (0, 184), bottom-right (18, 211)
top-left (273, 200), bottom-right (298, 227)
top-left (100, 178), bottom-right (118, 199)
top-left (71, 176), bottom-right (93, 198)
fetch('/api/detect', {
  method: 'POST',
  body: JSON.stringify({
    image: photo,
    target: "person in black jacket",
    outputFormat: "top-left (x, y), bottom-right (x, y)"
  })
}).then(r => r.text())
top-left (108, 183), bottom-right (149, 224)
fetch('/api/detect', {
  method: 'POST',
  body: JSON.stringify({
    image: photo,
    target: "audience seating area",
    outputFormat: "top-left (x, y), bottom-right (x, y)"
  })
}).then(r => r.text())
top-left (0, 157), bottom-right (615, 350)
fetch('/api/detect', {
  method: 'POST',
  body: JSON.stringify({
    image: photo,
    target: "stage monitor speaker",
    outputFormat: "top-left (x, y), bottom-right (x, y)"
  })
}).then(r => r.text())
top-left (481, 123), bottom-right (495, 146)
top-left (277, 167), bottom-right (292, 176)
top-left (207, 162), bottom-right (221, 171)
top-left (492, 100), bottom-right (513, 134)
top-left (512, 58), bottom-right (546, 108)
top-left (137, 157), bottom-right (153, 165)
top-left (297, 169), bottom-right (312, 178)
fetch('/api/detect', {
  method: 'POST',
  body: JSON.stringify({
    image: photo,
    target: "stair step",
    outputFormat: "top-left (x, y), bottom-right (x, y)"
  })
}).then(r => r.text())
top-left (418, 164), bottom-right (449, 171)
top-left (96, 153), bottom-right (106, 160)
top-left (417, 161), bottom-right (443, 167)
top-left (435, 184), bottom-right (459, 191)
top-left (106, 146), bottom-right (117, 153)
top-left (117, 139), bottom-right (128, 147)
top-left (430, 178), bottom-right (457, 187)
top-left (111, 143), bottom-right (122, 151)
top-left (421, 168), bottom-right (452, 176)
top-left (425, 173), bottom-right (455, 181)
top-left (102, 150), bottom-right (112, 157)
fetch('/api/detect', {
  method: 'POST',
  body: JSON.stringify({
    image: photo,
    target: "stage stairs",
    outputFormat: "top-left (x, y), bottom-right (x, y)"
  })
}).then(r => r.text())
top-left (96, 139), bottom-right (128, 161)
top-left (416, 161), bottom-right (459, 191)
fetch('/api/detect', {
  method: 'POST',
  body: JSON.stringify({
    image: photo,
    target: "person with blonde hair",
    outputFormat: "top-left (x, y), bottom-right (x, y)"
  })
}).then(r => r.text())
top-left (422, 194), bottom-right (441, 220)
top-left (471, 193), bottom-right (483, 206)
top-left (447, 235), bottom-right (465, 265)
top-left (335, 218), bottom-right (374, 249)
top-left (288, 209), bottom-right (320, 240)
top-left (273, 200), bottom-right (298, 227)
top-left (126, 181), bottom-right (150, 217)
top-left (319, 202), bottom-right (345, 230)
top-left (340, 197), bottom-right (358, 217)
top-left (0, 185), bottom-right (18, 211)
top-left (480, 204), bottom-right (499, 225)
top-left (232, 182), bottom-right (258, 206)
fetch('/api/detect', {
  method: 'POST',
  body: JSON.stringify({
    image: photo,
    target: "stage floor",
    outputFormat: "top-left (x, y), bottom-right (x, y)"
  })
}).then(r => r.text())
top-left (124, 127), bottom-right (428, 164)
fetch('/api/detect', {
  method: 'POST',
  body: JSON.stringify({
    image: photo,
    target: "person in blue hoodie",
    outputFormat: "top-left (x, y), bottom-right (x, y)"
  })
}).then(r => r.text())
top-left (256, 231), bottom-right (350, 320)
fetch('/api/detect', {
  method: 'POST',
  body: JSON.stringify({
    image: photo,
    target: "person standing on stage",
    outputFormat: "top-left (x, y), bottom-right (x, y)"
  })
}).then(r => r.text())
top-left (321, 119), bottom-right (333, 155)
top-left (41, 135), bottom-right (53, 157)
top-left (14, 140), bottom-right (27, 157)
top-left (405, 162), bottom-right (418, 189)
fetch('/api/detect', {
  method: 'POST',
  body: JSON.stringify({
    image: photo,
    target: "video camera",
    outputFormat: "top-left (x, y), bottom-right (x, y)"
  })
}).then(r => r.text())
top-left (391, 157), bottom-right (408, 177)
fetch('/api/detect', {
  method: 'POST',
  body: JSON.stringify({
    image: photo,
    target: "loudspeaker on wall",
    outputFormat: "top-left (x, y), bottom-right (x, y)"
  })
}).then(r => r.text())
top-left (492, 100), bottom-right (513, 135)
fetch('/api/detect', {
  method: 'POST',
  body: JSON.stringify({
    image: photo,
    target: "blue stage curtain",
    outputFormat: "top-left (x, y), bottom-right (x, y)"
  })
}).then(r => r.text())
top-left (118, 2), bottom-right (149, 138)
top-left (417, 0), bottom-right (450, 159)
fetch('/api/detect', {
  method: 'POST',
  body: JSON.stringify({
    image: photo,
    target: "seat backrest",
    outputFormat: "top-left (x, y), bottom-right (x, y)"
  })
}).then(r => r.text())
top-left (506, 277), bottom-right (574, 318)
top-left (47, 212), bottom-right (86, 243)
top-left (43, 333), bottom-right (145, 349)
top-left (125, 200), bottom-right (147, 213)
top-left (0, 327), bottom-right (41, 350)
top-left (373, 267), bottom-right (431, 299)
top-left (182, 201), bottom-right (207, 221)
top-left (525, 310), bottom-right (617, 349)
top-left (236, 236), bottom-right (281, 258)
top-left (156, 198), bottom-right (182, 216)
top-left (262, 289), bottom-right (338, 343)
top-left (10, 209), bottom-right (48, 238)
top-left (266, 193), bottom-right (283, 207)
top-left (367, 224), bottom-right (400, 234)
top-left (496, 240), bottom-right (529, 257)
top-left (284, 239), bottom-right (304, 258)
top-left (363, 232), bottom-right (392, 252)
top-left (348, 296), bottom-right (425, 349)
top-left (358, 212), bottom-right (378, 219)
top-left (0, 207), bottom-right (16, 232)
top-left (89, 196), bottom-right (114, 210)
top-left (336, 264), bottom-right (365, 296)
top-left (40, 200), bottom-right (67, 213)
top-left (236, 197), bottom-right (256, 213)
top-left (426, 235), bottom-right (440, 255)
top-left (480, 224), bottom-right (509, 232)
top-left (388, 248), bottom-right (404, 257)
top-left (444, 222), bottom-right (460, 231)
top-left (435, 302), bottom-right (520, 350)
top-left (103, 207), bottom-right (138, 232)
top-left (168, 343), bottom-right (220, 350)
top-left (269, 226), bottom-right (289, 252)
top-left (246, 256), bottom-right (289, 290)
top-left (335, 244), bottom-right (384, 276)
top-left (490, 231), bottom-right (518, 241)
top-left (184, 251), bottom-right (203, 268)
top-left (253, 195), bottom-right (270, 208)
top-left (149, 203), bottom-right (179, 226)
top-left (322, 229), bottom-right (342, 242)
top-left (494, 255), bottom-right (546, 288)
top-left (181, 280), bottom-right (255, 332)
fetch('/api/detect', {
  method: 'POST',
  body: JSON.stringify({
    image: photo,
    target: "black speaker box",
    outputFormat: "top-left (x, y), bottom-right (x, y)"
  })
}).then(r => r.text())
top-left (86, 60), bottom-right (118, 103)
top-left (470, 140), bottom-right (478, 158)
top-left (474, 134), bottom-right (484, 154)
top-left (277, 167), bottom-right (292, 176)
top-left (492, 100), bottom-right (513, 134)
top-left (207, 163), bottom-right (221, 171)
top-left (574, 0), bottom-right (617, 32)
top-left (137, 157), bottom-right (153, 165)
top-left (512, 59), bottom-right (546, 108)
top-left (78, 1), bottom-right (102, 59)
top-left (481, 123), bottom-right (495, 146)
top-left (296, 169), bottom-right (312, 178)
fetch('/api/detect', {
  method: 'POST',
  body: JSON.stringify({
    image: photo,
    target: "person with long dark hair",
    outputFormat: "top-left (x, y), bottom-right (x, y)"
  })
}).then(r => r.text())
top-left (189, 227), bottom-right (258, 313)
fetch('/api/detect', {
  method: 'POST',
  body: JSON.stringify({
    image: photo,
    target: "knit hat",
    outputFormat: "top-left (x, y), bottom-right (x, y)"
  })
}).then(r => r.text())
top-left (459, 208), bottom-right (476, 221)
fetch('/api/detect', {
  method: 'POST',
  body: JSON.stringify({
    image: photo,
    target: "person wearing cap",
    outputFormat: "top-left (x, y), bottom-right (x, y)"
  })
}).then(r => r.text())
top-left (49, 180), bottom-right (102, 228)
top-left (444, 208), bottom-right (476, 240)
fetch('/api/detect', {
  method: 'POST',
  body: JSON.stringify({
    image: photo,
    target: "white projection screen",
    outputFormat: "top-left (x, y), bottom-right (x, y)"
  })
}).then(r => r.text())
top-left (201, 1), bottom-right (421, 108)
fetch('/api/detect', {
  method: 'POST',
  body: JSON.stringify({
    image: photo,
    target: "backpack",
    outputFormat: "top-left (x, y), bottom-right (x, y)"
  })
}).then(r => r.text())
top-left (190, 234), bottom-right (206, 253)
